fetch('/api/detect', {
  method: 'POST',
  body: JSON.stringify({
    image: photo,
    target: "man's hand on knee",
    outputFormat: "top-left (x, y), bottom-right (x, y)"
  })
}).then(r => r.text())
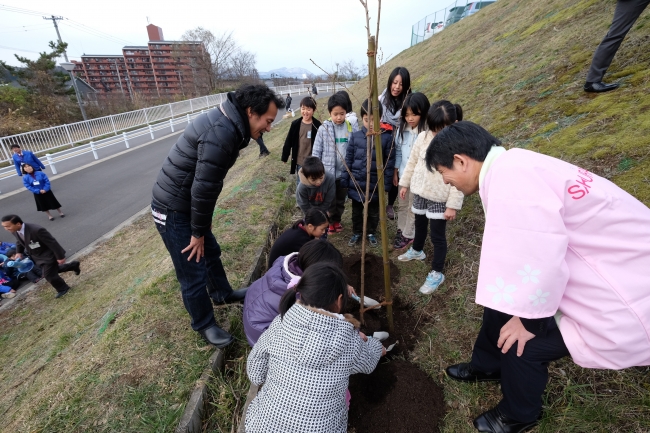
top-left (497, 316), bottom-right (536, 357)
top-left (182, 236), bottom-right (205, 262)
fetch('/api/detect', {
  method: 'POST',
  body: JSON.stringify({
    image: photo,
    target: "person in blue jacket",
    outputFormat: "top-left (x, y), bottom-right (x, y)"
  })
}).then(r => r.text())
top-left (22, 163), bottom-right (64, 221)
top-left (340, 99), bottom-right (395, 247)
top-left (11, 144), bottom-right (45, 177)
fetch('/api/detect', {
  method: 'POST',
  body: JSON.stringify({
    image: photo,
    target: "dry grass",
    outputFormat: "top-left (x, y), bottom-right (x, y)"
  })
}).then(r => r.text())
top-left (0, 112), bottom-right (298, 432)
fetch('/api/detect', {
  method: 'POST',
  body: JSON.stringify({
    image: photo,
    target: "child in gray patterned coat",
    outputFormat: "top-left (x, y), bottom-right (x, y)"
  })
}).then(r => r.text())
top-left (245, 262), bottom-right (385, 433)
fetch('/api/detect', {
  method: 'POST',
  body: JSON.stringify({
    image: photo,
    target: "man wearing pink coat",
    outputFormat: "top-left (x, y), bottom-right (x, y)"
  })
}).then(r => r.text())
top-left (425, 121), bottom-right (650, 433)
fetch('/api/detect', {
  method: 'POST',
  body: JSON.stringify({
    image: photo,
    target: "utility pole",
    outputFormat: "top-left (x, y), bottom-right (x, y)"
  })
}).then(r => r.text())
top-left (44, 15), bottom-right (89, 122)
top-left (43, 15), bottom-right (68, 62)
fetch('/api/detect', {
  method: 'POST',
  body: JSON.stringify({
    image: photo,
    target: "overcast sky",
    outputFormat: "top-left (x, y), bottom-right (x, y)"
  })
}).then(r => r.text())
top-left (0, 0), bottom-right (453, 74)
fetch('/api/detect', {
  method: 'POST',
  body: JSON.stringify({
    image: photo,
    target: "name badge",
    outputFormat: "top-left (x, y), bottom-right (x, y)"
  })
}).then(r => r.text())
top-left (33, 181), bottom-right (40, 185)
top-left (307, 131), bottom-right (312, 139)
top-left (29, 242), bottom-right (40, 249)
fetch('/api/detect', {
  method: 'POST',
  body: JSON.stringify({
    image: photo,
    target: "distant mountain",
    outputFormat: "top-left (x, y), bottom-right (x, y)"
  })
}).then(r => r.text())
top-left (258, 67), bottom-right (319, 79)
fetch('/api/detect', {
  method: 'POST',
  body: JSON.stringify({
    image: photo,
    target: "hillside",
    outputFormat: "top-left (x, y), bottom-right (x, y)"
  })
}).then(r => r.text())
top-left (371, 0), bottom-right (650, 204)
top-left (343, 0), bottom-right (650, 431)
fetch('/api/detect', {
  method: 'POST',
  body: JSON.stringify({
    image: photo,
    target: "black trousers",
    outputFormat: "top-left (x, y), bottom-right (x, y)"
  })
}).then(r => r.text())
top-left (39, 259), bottom-right (74, 293)
top-left (586, 0), bottom-right (650, 82)
top-left (412, 214), bottom-right (447, 272)
top-left (351, 199), bottom-right (380, 235)
top-left (471, 308), bottom-right (570, 423)
top-left (387, 185), bottom-right (398, 206)
top-left (328, 179), bottom-right (348, 224)
top-left (255, 136), bottom-right (269, 154)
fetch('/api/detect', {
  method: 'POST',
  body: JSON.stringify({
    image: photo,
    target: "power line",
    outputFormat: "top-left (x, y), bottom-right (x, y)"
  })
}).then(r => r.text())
top-left (0, 24), bottom-right (52, 34)
top-left (62, 21), bottom-right (134, 46)
top-left (0, 4), bottom-right (52, 17)
top-left (0, 44), bottom-right (42, 54)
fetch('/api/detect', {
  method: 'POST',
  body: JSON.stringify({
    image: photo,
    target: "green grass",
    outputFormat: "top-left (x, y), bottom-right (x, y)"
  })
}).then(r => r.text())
top-left (0, 112), bottom-right (303, 432)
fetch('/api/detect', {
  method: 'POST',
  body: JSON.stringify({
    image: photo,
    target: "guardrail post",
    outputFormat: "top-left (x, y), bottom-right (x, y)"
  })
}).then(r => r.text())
top-left (144, 108), bottom-right (150, 125)
top-left (46, 153), bottom-right (57, 175)
top-left (169, 118), bottom-right (175, 132)
top-left (90, 141), bottom-right (99, 160)
top-left (168, 103), bottom-right (174, 119)
top-left (190, 99), bottom-right (193, 112)
top-left (109, 115), bottom-right (117, 135)
top-left (64, 125), bottom-right (74, 147)
top-left (0, 137), bottom-right (9, 161)
top-left (123, 132), bottom-right (130, 148)
top-left (186, 113), bottom-right (191, 124)
top-left (205, 95), bottom-right (210, 109)
top-left (148, 125), bottom-right (154, 140)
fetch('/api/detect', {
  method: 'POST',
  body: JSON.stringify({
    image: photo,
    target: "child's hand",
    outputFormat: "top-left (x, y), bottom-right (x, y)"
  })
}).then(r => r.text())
top-left (393, 171), bottom-right (399, 187)
top-left (444, 208), bottom-right (457, 221)
top-left (359, 332), bottom-right (368, 342)
top-left (381, 346), bottom-right (387, 356)
top-left (399, 187), bottom-right (408, 200)
top-left (347, 285), bottom-right (357, 297)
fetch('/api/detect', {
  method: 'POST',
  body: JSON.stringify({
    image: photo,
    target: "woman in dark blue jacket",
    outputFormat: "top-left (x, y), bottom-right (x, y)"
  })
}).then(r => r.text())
top-left (340, 100), bottom-right (395, 246)
top-left (22, 163), bottom-right (64, 221)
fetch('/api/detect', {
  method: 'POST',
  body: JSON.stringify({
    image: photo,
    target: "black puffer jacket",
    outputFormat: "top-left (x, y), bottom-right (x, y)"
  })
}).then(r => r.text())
top-left (152, 92), bottom-right (251, 237)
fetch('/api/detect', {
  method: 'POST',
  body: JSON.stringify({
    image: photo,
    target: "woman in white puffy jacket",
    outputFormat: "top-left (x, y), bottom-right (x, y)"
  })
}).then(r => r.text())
top-left (245, 262), bottom-right (385, 433)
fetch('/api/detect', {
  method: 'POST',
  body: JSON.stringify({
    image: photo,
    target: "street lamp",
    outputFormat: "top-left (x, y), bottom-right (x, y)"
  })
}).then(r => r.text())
top-left (60, 62), bottom-right (88, 121)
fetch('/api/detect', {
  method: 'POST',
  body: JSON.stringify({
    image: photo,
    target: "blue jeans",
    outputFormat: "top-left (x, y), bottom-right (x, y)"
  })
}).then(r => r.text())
top-left (295, 164), bottom-right (301, 188)
top-left (152, 202), bottom-right (233, 332)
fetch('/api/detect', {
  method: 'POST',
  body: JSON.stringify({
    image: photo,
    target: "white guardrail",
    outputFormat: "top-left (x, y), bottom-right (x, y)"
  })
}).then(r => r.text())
top-left (0, 81), bottom-right (358, 180)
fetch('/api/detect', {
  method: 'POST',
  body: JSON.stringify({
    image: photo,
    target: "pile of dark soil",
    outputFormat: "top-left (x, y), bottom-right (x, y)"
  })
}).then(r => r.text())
top-left (342, 253), bottom-right (446, 433)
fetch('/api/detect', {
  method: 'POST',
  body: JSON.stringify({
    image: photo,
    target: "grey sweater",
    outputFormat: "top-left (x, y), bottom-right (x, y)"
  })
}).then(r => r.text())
top-left (296, 169), bottom-right (336, 214)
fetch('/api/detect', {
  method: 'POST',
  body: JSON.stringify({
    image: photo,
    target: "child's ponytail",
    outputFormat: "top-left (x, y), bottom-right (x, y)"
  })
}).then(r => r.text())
top-left (279, 262), bottom-right (348, 319)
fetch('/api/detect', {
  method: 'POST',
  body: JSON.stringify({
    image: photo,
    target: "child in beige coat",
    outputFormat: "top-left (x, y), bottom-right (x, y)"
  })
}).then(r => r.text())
top-left (398, 101), bottom-right (464, 294)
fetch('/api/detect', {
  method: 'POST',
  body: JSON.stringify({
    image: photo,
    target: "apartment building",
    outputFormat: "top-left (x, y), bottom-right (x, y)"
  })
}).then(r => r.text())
top-left (72, 24), bottom-right (206, 98)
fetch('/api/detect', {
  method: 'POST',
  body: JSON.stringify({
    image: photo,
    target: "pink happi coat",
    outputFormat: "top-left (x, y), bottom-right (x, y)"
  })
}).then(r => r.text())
top-left (477, 147), bottom-right (650, 370)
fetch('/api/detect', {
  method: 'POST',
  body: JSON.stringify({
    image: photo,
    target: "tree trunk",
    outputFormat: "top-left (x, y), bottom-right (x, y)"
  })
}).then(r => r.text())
top-left (367, 35), bottom-right (393, 332)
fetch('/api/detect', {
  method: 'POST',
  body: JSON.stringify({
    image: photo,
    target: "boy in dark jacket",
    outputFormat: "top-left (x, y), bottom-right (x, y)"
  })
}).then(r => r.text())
top-left (281, 97), bottom-right (322, 180)
top-left (296, 156), bottom-right (336, 216)
top-left (340, 99), bottom-right (395, 247)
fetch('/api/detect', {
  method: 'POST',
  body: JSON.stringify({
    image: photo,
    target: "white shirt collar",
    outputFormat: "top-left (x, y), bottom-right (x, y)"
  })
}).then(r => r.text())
top-left (18, 224), bottom-right (25, 237)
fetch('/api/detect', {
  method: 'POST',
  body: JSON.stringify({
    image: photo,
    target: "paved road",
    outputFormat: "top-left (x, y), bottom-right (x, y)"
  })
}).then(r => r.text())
top-left (0, 91), bottom-right (333, 256)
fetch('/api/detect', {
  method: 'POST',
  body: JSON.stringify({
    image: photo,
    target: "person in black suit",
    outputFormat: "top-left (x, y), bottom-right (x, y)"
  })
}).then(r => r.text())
top-left (1, 214), bottom-right (80, 299)
top-left (585, 0), bottom-right (650, 93)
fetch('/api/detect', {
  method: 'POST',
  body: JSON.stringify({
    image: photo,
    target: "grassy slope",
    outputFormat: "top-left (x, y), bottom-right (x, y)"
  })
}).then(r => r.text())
top-left (338, 0), bottom-right (650, 432)
top-left (0, 117), bottom-right (296, 432)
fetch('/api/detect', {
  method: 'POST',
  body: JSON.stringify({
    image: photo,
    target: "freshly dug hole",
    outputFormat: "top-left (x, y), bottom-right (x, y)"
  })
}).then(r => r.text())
top-left (342, 254), bottom-right (446, 433)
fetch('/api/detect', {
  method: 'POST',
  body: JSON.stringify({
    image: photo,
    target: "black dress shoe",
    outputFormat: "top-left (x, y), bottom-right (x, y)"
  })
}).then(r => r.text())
top-left (584, 81), bottom-right (619, 93)
top-left (55, 288), bottom-right (70, 299)
top-left (71, 261), bottom-right (81, 275)
top-left (214, 288), bottom-right (248, 305)
top-left (473, 407), bottom-right (539, 433)
top-left (446, 362), bottom-right (501, 382)
top-left (199, 325), bottom-right (234, 348)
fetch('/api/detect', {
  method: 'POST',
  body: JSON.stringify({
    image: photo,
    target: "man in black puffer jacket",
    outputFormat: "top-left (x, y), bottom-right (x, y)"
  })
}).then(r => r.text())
top-left (151, 85), bottom-right (284, 348)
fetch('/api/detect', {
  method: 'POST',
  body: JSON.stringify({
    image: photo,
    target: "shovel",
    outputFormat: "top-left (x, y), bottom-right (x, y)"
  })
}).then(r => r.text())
top-left (351, 293), bottom-right (381, 308)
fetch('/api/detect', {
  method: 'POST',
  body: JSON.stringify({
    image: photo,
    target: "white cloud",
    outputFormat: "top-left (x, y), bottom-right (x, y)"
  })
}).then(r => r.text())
top-left (0, 0), bottom-right (453, 73)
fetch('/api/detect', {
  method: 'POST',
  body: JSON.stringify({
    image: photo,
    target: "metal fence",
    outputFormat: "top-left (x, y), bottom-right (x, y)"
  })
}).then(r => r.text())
top-left (410, 1), bottom-right (496, 46)
top-left (0, 81), bottom-right (358, 165)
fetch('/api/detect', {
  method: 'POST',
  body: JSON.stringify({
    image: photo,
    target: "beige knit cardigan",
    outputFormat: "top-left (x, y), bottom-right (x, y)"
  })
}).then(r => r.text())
top-left (398, 130), bottom-right (464, 210)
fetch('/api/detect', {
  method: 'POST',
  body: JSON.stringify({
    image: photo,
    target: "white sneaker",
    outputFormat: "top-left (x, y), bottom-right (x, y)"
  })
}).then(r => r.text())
top-left (419, 271), bottom-right (445, 294)
top-left (398, 247), bottom-right (426, 262)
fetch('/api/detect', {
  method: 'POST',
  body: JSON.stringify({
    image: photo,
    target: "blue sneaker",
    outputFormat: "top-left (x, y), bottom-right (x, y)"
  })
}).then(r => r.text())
top-left (419, 270), bottom-right (445, 294)
top-left (367, 234), bottom-right (378, 247)
top-left (398, 247), bottom-right (426, 262)
top-left (348, 233), bottom-right (362, 246)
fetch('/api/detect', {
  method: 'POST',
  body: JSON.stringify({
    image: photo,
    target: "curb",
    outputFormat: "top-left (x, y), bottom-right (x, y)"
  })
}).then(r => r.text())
top-left (0, 205), bottom-right (151, 313)
top-left (176, 181), bottom-right (295, 433)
